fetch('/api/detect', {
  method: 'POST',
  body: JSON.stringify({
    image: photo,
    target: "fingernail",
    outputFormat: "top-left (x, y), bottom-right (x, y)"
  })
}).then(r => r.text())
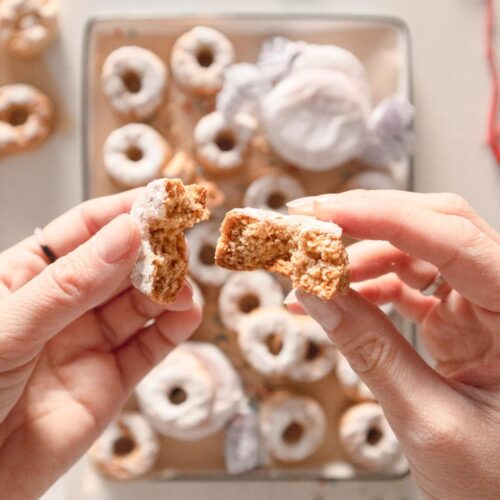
top-left (283, 289), bottom-right (297, 305)
top-left (286, 196), bottom-right (316, 209)
top-left (93, 214), bottom-right (139, 264)
top-left (296, 289), bottom-right (342, 332)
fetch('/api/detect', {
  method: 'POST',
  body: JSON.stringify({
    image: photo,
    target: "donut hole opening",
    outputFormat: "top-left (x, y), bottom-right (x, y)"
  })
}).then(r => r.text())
top-left (122, 70), bottom-right (142, 93)
top-left (196, 46), bottom-right (214, 68)
top-left (282, 421), bottom-right (304, 444)
top-left (113, 436), bottom-right (136, 456)
top-left (265, 332), bottom-right (283, 356)
top-left (267, 191), bottom-right (286, 210)
top-left (305, 341), bottom-right (322, 361)
top-left (366, 426), bottom-right (383, 446)
top-left (238, 293), bottom-right (260, 314)
top-left (168, 386), bottom-right (188, 405)
top-left (125, 145), bottom-right (143, 162)
top-left (199, 244), bottom-right (216, 266)
top-left (6, 105), bottom-right (29, 126)
top-left (15, 13), bottom-right (40, 30)
top-left (214, 130), bottom-right (236, 152)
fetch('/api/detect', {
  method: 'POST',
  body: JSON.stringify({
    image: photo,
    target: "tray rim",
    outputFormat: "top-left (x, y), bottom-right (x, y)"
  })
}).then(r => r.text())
top-left (81, 11), bottom-right (414, 483)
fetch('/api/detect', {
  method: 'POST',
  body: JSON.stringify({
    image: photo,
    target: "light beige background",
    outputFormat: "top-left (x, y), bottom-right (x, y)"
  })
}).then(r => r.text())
top-left (1, 0), bottom-right (499, 499)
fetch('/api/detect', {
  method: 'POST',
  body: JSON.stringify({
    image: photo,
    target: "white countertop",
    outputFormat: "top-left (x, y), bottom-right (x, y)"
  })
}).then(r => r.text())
top-left (2, 0), bottom-right (499, 499)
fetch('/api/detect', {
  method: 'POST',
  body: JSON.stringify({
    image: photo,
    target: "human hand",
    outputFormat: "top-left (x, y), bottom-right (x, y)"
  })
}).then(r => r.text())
top-left (0, 190), bottom-right (201, 498)
top-left (286, 190), bottom-right (500, 499)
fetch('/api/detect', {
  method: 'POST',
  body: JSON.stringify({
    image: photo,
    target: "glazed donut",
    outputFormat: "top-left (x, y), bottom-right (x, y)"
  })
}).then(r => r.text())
top-left (243, 174), bottom-right (305, 214)
top-left (0, 84), bottom-right (53, 154)
top-left (171, 26), bottom-right (234, 96)
top-left (340, 169), bottom-right (399, 192)
top-left (194, 110), bottom-right (257, 174)
top-left (187, 222), bottom-right (232, 287)
top-left (336, 352), bottom-right (375, 402)
top-left (339, 402), bottom-right (402, 471)
top-left (103, 123), bottom-right (172, 187)
top-left (260, 68), bottom-right (369, 171)
top-left (0, 0), bottom-right (58, 58)
top-left (289, 316), bottom-right (337, 382)
top-left (136, 342), bottom-right (243, 440)
top-left (260, 391), bottom-right (326, 462)
top-left (237, 308), bottom-right (306, 376)
top-left (89, 412), bottom-right (159, 480)
top-left (218, 271), bottom-right (284, 331)
top-left (101, 45), bottom-right (167, 120)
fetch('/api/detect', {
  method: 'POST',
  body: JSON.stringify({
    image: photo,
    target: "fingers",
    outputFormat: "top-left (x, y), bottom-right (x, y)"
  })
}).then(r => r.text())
top-left (115, 304), bottom-right (202, 391)
top-left (95, 283), bottom-right (194, 349)
top-left (294, 289), bottom-right (457, 434)
top-left (0, 215), bottom-right (140, 367)
top-left (290, 191), bottom-right (500, 312)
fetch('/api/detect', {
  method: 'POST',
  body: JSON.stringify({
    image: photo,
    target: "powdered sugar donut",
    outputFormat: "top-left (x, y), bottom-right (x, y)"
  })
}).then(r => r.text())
top-left (339, 402), bottom-right (402, 471)
top-left (289, 316), bottom-right (336, 382)
top-left (260, 391), bottom-right (326, 462)
top-left (101, 46), bottom-right (167, 120)
top-left (187, 222), bottom-right (231, 287)
top-left (261, 68), bottom-right (369, 171)
top-left (104, 123), bottom-right (172, 187)
top-left (218, 271), bottom-right (284, 331)
top-left (171, 26), bottom-right (234, 97)
top-left (0, 0), bottom-right (58, 58)
top-left (238, 308), bottom-right (306, 376)
top-left (0, 84), bottom-right (53, 154)
top-left (90, 412), bottom-right (159, 479)
top-left (136, 342), bottom-right (243, 440)
top-left (336, 352), bottom-right (375, 402)
top-left (194, 110), bottom-right (257, 174)
top-left (243, 174), bottom-right (305, 214)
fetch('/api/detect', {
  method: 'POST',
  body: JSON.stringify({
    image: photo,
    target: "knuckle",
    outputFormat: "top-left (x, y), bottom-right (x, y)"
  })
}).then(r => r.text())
top-left (129, 289), bottom-right (155, 321)
top-left (441, 193), bottom-right (472, 218)
top-left (46, 254), bottom-right (90, 306)
top-left (439, 216), bottom-right (481, 270)
top-left (136, 334), bottom-right (162, 369)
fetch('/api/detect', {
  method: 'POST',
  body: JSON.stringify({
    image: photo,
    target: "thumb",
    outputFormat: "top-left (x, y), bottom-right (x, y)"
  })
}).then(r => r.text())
top-left (295, 289), bottom-right (454, 432)
top-left (0, 214), bottom-right (140, 364)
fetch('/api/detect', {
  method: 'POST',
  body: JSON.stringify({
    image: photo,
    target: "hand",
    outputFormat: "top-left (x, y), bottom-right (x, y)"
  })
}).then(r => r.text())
top-left (286, 190), bottom-right (500, 500)
top-left (0, 190), bottom-right (201, 499)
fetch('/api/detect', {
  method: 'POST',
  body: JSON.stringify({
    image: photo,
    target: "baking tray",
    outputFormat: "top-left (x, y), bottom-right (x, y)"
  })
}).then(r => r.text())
top-left (82, 12), bottom-right (414, 482)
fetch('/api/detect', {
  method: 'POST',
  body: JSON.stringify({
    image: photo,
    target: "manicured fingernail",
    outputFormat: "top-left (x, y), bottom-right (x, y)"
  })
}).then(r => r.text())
top-left (286, 196), bottom-right (316, 209)
top-left (93, 214), bottom-right (139, 264)
top-left (283, 289), bottom-right (298, 305)
top-left (296, 290), bottom-right (342, 332)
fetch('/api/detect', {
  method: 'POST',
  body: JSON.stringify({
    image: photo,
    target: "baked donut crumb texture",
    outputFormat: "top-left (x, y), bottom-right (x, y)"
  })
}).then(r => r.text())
top-left (215, 208), bottom-right (349, 300)
top-left (131, 178), bottom-right (209, 304)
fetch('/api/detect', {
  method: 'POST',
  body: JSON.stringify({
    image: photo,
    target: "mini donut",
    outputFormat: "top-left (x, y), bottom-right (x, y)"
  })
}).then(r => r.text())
top-left (243, 174), bottom-right (305, 214)
top-left (237, 308), bottom-right (306, 376)
top-left (194, 110), bottom-right (257, 175)
top-left (289, 316), bottom-right (337, 383)
top-left (187, 221), bottom-right (232, 287)
top-left (260, 68), bottom-right (370, 171)
top-left (0, 0), bottom-right (58, 58)
top-left (89, 412), bottom-right (159, 480)
top-left (260, 391), bottom-right (326, 462)
top-left (339, 169), bottom-right (399, 192)
top-left (104, 123), bottom-right (173, 188)
top-left (336, 352), bottom-right (375, 403)
top-left (101, 45), bottom-right (167, 120)
top-left (0, 84), bottom-right (53, 154)
top-left (136, 342), bottom-right (243, 440)
top-left (171, 26), bottom-right (234, 97)
top-left (218, 271), bottom-right (284, 331)
top-left (339, 402), bottom-right (402, 471)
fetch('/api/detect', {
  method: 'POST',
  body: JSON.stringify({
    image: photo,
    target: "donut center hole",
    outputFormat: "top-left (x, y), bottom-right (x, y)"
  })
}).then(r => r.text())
top-left (122, 70), bottom-right (142, 93)
top-left (366, 426), bottom-right (383, 446)
top-left (196, 46), bottom-right (214, 68)
top-left (265, 332), bottom-right (283, 356)
top-left (16, 13), bottom-right (40, 30)
top-left (267, 191), bottom-right (286, 210)
top-left (168, 386), bottom-right (188, 405)
top-left (113, 436), bottom-right (136, 456)
top-left (125, 145), bottom-right (143, 162)
top-left (6, 105), bottom-right (29, 126)
top-left (199, 244), bottom-right (216, 266)
top-left (214, 130), bottom-right (236, 152)
top-left (282, 422), bottom-right (304, 444)
top-left (305, 341), bottom-right (322, 361)
top-left (238, 294), bottom-right (260, 314)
